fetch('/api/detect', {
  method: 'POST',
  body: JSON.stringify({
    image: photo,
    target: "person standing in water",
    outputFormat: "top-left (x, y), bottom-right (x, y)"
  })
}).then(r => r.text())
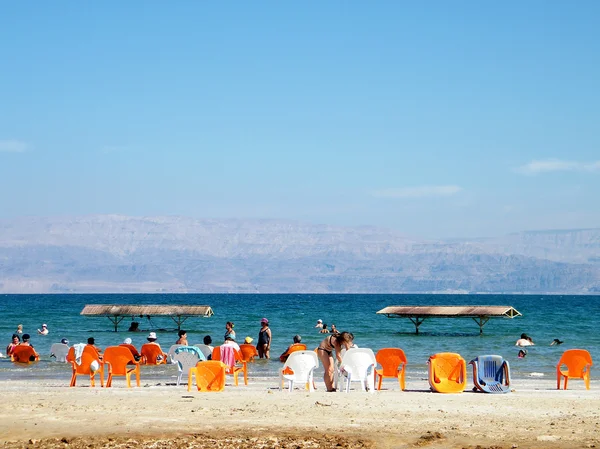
top-left (257, 318), bottom-right (272, 359)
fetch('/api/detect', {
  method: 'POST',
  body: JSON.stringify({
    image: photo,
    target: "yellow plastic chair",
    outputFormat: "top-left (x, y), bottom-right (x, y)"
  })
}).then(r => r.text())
top-left (375, 348), bottom-right (408, 391)
top-left (557, 349), bottom-right (593, 390)
top-left (188, 361), bottom-right (227, 392)
top-left (428, 352), bottom-right (466, 393)
top-left (103, 346), bottom-right (141, 388)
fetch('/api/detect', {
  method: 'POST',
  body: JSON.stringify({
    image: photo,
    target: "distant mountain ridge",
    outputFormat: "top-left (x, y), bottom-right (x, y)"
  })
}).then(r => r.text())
top-left (0, 215), bottom-right (598, 293)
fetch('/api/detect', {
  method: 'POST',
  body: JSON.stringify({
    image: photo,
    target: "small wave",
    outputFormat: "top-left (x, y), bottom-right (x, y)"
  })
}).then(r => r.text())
top-left (528, 372), bottom-right (544, 377)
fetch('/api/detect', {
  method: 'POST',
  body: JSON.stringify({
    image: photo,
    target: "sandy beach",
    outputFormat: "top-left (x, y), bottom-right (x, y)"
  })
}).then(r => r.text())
top-left (1, 374), bottom-right (598, 449)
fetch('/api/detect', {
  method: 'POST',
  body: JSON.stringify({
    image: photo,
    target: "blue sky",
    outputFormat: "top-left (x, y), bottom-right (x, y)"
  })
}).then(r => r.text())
top-left (1, 2), bottom-right (599, 238)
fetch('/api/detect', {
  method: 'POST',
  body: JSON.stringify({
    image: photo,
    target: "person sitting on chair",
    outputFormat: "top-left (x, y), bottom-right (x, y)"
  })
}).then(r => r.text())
top-left (279, 335), bottom-right (306, 363)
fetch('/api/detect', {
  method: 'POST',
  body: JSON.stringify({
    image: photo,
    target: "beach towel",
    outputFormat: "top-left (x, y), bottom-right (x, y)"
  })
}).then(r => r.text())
top-left (73, 343), bottom-right (86, 365)
top-left (174, 345), bottom-right (206, 361)
top-left (219, 345), bottom-right (236, 368)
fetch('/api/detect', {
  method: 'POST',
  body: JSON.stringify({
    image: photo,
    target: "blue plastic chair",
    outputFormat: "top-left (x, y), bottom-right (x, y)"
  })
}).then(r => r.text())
top-left (469, 355), bottom-right (511, 394)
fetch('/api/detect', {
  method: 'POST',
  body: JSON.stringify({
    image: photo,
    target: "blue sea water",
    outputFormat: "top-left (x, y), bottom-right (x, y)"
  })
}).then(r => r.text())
top-left (1, 294), bottom-right (598, 383)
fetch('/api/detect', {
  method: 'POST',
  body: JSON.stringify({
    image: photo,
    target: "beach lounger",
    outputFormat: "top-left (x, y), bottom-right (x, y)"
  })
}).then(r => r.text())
top-left (239, 344), bottom-right (259, 363)
top-left (428, 352), bottom-right (466, 393)
top-left (336, 348), bottom-right (377, 393)
top-left (212, 345), bottom-right (246, 386)
top-left (557, 349), bottom-right (593, 390)
top-left (173, 348), bottom-right (204, 386)
top-left (49, 343), bottom-right (70, 363)
top-left (66, 345), bottom-right (104, 387)
top-left (279, 350), bottom-right (319, 392)
top-left (469, 355), bottom-right (511, 394)
top-left (375, 348), bottom-right (408, 391)
top-left (103, 346), bottom-right (140, 388)
top-left (10, 346), bottom-right (39, 364)
top-left (140, 343), bottom-right (168, 365)
top-left (188, 360), bottom-right (227, 392)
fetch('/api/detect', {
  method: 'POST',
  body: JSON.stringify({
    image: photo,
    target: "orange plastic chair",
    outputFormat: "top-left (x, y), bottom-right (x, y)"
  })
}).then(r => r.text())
top-left (119, 343), bottom-right (141, 360)
top-left (103, 346), bottom-right (141, 388)
top-left (428, 352), bottom-right (467, 393)
top-left (279, 343), bottom-right (307, 363)
top-left (239, 344), bottom-right (259, 363)
top-left (212, 346), bottom-right (247, 386)
top-left (557, 349), bottom-right (593, 390)
top-left (10, 345), bottom-right (40, 364)
top-left (375, 348), bottom-right (408, 391)
top-left (66, 345), bottom-right (104, 387)
top-left (140, 343), bottom-right (167, 365)
top-left (188, 361), bottom-right (227, 392)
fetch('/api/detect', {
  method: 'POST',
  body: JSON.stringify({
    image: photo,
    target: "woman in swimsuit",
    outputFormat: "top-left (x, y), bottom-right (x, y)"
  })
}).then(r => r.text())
top-left (317, 331), bottom-right (354, 392)
top-left (224, 321), bottom-right (236, 342)
top-left (257, 318), bottom-right (272, 359)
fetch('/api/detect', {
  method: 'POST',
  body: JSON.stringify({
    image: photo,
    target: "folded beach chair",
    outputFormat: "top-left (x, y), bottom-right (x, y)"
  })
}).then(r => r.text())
top-left (212, 345), bottom-right (247, 386)
top-left (66, 345), bottom-right (104, 387)
top-left (557, 349), bottom-right (593, 390)
top-left (428, 352), bottom-right (467, 393)
top-left (188, 360), bottom-right (227, 392)
top-left (10, 345), bottom-right (40, 364)
top-left (336, 348), bottom-right (377, 393)
top-left (173, 347), bottom-right (205, 386)
top-left (469, 355), bottom-right (511, 394)
top-left (140, 343), bottom-right (168, 365)
top-left (239, 344), bottom-right (259, 363)
top-left (375, 348), bottom-right (408, 391)
top-left (279, 350), bottom-right (319, 392)
top-left (103, 346), bottom-right (140, 388)
top-left (50, 343), bottom-right (70, 363)
top-left (194, 344), bottom-right (213, 360)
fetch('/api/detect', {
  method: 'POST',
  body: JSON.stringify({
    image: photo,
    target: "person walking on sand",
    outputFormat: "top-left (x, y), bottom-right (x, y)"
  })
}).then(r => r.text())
top-left (317, 331), bottom-right (354, 392)
top-left (257, 318), bottom-right (271, 359)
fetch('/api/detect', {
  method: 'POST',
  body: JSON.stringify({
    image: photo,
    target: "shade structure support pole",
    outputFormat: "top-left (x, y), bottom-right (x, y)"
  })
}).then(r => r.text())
top-left (408, 317), bottom-right (426, 334)
top-left (169, 315), bottom-right (190, 330)
top-left (108, 315), bottom-right (125, 332)
top-left (472, 316), bottom-right (490, 334)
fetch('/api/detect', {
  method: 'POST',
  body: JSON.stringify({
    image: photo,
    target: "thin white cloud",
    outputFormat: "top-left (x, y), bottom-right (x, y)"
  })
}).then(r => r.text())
top-left (514, 159), bottom-right (600, 175)
top-left (371, 185), bottom-right (463, 199)
top-left (0, 140), bottom-right (28, 153)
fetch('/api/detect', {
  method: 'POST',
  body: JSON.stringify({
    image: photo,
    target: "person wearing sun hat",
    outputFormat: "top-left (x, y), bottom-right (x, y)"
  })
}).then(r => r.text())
top-left (315, 319), bottom-right (324, 329)
top-left (141, 332), bottom-right (167, 364)
top-left (37, 323), bottom-right (49, 335)
top-left (256, 318), bottom-right (272, 359)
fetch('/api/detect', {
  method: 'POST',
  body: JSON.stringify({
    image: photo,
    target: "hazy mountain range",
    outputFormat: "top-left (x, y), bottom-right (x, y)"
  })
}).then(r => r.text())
top-left (0, 215), bottom-right (599, 294)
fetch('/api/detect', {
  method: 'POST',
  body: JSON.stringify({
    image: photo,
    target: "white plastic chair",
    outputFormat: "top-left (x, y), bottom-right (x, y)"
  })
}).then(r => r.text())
top-left (279, 350), bottom-right (319, 392)
top-left (50, 343), bottom-right (70, 363)
top-left (337, 348), bottom-right (376, 393)
top-left (167, 345), bottom-right (185, 364)
top-left (173, 351), bottom-right (202, 386)
top-left (194, 344), bottom-right (213, 360)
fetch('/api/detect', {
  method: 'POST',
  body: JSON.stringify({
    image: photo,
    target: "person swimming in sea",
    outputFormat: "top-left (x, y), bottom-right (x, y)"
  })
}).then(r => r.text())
top-left (515, 333), bottom-right (534, 347)
top-left (518, 349), bottom-right (527, 358)
top-left (550, 338), bottom-right (564, 345)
